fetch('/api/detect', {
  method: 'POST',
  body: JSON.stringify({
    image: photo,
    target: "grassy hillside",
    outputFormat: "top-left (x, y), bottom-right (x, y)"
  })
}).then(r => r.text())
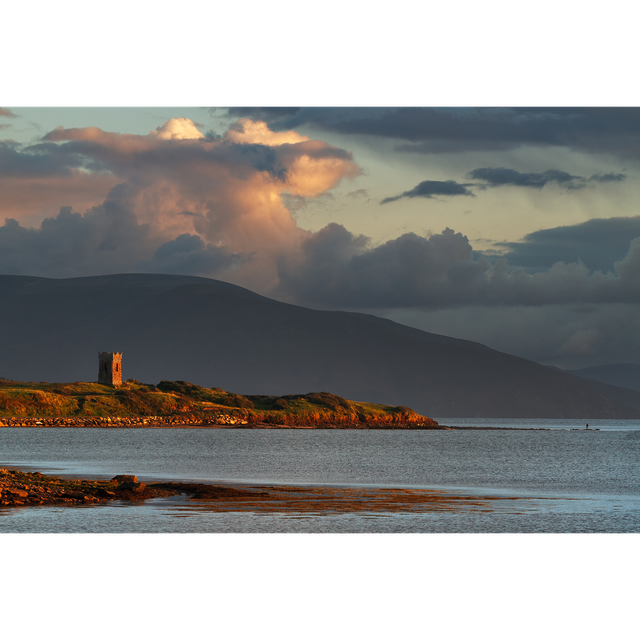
top-left (0, 378), bottom-right (437, 426)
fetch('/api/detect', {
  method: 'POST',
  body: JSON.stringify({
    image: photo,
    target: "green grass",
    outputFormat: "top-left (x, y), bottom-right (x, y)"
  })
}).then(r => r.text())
top-left (0, 378), bottom-right (435, 425)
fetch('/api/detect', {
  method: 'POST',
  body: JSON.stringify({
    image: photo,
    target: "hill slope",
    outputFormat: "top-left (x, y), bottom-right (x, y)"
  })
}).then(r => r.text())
top-left (0, 273), bottom-right (638, 418)
top-left (563, 364), bottom-right (640, 393)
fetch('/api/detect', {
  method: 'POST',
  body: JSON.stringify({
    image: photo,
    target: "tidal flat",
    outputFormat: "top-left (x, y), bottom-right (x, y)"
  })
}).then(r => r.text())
top-left (0, 466), bottom-right (529, 515)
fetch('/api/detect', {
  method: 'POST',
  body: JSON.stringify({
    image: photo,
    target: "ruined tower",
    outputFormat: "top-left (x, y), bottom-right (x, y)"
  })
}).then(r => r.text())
top-left (98, 352), bottom-right (122, 386)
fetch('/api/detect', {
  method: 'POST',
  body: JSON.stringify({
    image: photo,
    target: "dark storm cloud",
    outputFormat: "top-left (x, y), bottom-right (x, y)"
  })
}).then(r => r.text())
top-left (468, 167), bottom-right (584, 190)
top-left (278, 226), bottom-right (502, 308)
top-left (226, 107), bottom-right (640, 156)
top-left (588, 172), bottom-right (626, 183)
top-left (37, 127), bottom-right (351, 183)
top-left (380, 180), bottom-right (475, 204)
top-left (0, 190), bottom-right (246, 278)
top-left (277, 223), bottom-right (640, 310)
top-left (498, 216), bottom-right (640, 273)
top-left (0, 140), bottom-right (87, 177)
top-left (225, 107), bottom-right (301, 121)
top-left (468, 167), bottom-right (627, 191)
top-left (0, 198), bottom-right (150, 277)
top-left (138, 233), bottom-right (247, 275)
top-left (0, 108), bottom-right (18, 118)
top-left (229, 143), bottom-right (288, 180)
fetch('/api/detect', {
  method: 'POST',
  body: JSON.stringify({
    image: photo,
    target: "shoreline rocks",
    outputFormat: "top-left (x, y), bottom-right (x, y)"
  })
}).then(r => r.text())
top-left (0, 467), bottom-right (266, 508)
top-left (0, 414), bottom-right (446, 429)
top-left (0, 414), bottom-right (249, 428)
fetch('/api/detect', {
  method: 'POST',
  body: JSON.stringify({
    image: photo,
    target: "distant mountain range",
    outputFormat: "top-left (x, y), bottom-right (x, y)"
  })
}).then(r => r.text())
top-left (1, 273), bottom-right (640, 418)
top-left (553, 363), bottom-right (640, 393)
top-left (546, 363), bottom-right (640, 413)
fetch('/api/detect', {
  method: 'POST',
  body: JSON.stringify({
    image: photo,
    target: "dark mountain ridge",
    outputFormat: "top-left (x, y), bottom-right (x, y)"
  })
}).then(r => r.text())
top-left (558, 363), bottom-right (640, 394)
top-left (1, 273), bottom-right (638, 418)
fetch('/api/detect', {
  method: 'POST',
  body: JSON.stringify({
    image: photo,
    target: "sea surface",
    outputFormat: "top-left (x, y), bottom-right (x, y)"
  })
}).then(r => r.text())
top-left (1, 419), bottom-right (639, 533)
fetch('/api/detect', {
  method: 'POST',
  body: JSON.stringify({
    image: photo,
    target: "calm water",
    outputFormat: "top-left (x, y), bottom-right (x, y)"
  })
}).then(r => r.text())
top-left (1, 422), bottom-right (639, 533)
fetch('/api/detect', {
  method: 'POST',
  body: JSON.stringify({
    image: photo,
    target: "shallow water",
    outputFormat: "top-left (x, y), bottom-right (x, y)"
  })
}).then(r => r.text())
top-left (1, 424), bottom-right (638, 532)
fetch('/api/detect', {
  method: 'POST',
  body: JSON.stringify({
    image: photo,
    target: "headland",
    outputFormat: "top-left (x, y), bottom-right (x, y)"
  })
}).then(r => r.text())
top-left (0, 378), bottom-right (443, 429)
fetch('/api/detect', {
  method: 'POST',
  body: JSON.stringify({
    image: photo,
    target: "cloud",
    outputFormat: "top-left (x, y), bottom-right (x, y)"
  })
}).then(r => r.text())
top-left (498, 216), bottom-right (640, 273)
top-left (0, 118), bottom-right (358, 289)
top-left (225, 119), bottom-right (309, 146)
top-left (149, 117), bottom-right (205, 140)
top-left (0, 139), bottom-right (119, 221)
top-left (468, 167), bottom-right (626, 191)
top-left (278, 226), bottom-right (490, 308)
top-left (0, 108), bottom-right (18, 118)
top-left (588, 172), bottom-right (626, 184)
top-left (378, 167), bottom-right (627, 206)
top-left (5, 113), bottom-right (640, 320)
top-left (0, 140), bottom-right (86, 177)
top-left (225, 107), bottom-right (640, 157)
top-left (0, 197), bottom-right (153, 278)
top-left (277, 223), bottom-right (640, 310)
top-left (137, 233), bottom-right (247, 276)
top-left (0, 191), bottom-right (247, 279)
top-left (380, 180), bottom-right (476, 204)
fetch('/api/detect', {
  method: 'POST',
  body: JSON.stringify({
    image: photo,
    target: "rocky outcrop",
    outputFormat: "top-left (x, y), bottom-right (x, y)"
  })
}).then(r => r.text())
top-left (0, 467), bottom-right (265, 508)
top-left (0, 414), bottom-right (444, 429)
top-left (111, 475), bottom-right (138, 484)
top-left (111, 476), bottom-right (146, 491)
top-left (0, 414), bottom-right (249, 428)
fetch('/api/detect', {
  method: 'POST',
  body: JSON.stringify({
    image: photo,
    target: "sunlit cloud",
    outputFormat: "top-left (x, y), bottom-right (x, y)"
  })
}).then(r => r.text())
top-left (149, 117), bottom-right (205, 140)
top-left (225, 119), bottom-right (308, 146)
top-left (0, 118), bottom-right (359, 290)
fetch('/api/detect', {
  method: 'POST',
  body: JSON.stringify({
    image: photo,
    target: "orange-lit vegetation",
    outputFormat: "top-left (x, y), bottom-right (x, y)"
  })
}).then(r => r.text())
top-left (0, 378), bottom-right (437, 426)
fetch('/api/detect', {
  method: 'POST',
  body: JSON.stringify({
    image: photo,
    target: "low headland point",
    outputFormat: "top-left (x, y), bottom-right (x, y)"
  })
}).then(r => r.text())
top-left (0, 351), bottom-right (443, 429)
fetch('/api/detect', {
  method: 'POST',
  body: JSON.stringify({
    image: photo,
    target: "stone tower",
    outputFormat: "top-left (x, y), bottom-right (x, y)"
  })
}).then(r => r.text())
top-left (98, 352), bottom-right (122, 386)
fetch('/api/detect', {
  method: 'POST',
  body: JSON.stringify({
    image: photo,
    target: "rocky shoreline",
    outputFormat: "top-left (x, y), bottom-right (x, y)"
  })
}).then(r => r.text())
top-left (0, 416), bottom-right (600, 431)
top-left (0, 467), bottom-right (516, 514)
top-left (0, 414), bottom-right (448, 429)
top-left (0, 468), bottom-right (267, 508)
top-left (0, 414), bottom-right (247, 428)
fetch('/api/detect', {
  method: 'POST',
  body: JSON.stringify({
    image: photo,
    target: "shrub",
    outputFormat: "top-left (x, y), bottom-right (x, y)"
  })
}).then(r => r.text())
top-left (113, 388), bottom-right (179, 415)
top-left (303, 392), bottom-right (350, 411)
top-left (220, 393), bottom-right (255, 409)
top-left (156, 380), bottom-right (217, 402)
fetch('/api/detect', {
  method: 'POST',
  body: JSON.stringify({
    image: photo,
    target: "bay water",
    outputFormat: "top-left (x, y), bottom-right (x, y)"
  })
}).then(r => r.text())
top-left (1, 420), bottom-right (639, 533)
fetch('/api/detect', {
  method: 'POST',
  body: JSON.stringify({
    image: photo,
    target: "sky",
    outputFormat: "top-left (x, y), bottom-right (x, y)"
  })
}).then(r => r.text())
top-left (2, 105), bottom-right (640, 370)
